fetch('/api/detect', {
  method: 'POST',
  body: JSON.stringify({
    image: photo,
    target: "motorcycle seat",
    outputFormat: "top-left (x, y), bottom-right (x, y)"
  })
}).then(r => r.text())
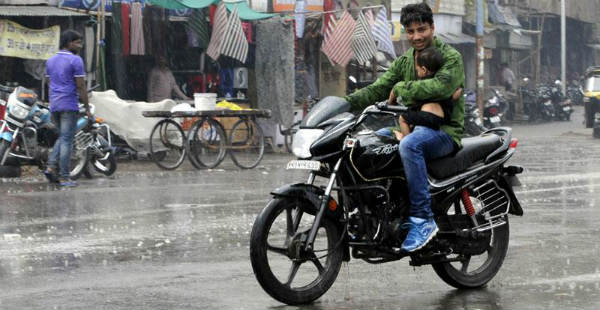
top-left (427, 134), bottom-right (503, 180)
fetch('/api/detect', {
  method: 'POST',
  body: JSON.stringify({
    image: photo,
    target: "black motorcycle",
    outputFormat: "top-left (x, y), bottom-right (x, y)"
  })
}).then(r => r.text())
top-left (250, 97), bottom-right (523, 305)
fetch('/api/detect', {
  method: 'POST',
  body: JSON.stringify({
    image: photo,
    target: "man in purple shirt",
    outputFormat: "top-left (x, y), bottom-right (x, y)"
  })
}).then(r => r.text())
top-left (43, 30), bottom-right (90, 187)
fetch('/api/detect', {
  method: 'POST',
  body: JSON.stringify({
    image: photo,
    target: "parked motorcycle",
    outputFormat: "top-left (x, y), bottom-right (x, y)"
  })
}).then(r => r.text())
top-left (483, 89), bottom-right (508, 128)
top-left (534, 84), bottom-right (557, 122)
top-left (250, 97), bottom-right (523, 305)
top-left (0, 84), bottom-right (115, 179)
top-left (550, 80), bottom-right (573, 121)
top-left (464, 90), bottom-right (487, 136)
top-left (80, 109), bottom-right (117, 178)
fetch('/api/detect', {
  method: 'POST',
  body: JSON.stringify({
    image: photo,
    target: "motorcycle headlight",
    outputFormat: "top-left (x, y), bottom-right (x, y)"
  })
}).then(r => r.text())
top-left (9, 103), bottom-right (30, 120)
top-left (291, 129), bottom-right (323, 159)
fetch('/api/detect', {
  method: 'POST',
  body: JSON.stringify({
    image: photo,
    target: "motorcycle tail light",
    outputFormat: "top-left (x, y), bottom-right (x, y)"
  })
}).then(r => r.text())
top-left (488, 107), bottom-right (498, 115)
top-left (509, 138), bottom-right (519, 149)
top-left (328, 198), bottom-right (338, 212)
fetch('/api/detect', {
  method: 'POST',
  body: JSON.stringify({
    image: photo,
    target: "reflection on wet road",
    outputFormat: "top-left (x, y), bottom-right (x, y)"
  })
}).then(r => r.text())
top-left (1, 116), bottom-right (600, 309)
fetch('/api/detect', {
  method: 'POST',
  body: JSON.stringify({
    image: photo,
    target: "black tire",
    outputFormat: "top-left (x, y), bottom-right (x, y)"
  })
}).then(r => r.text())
top-left (250, 197), bottom-right (343, 305)
top-left (432, 197), bottom-right (510, 289)
top-left (0, 164), bottom-right (21, 178)
top-left (92, 152), bottom-right (117, 176)
top-left (585, 102), bottom-right (594, 128)
top-left (228, 118), bottom-right (264, 169)
top-left (149, 119), bottom-right (186, 170)
top-left (186, 118), bottom-right (227, 169)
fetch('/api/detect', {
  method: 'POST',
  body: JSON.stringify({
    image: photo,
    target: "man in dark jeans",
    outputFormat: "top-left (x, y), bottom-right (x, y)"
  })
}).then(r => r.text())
top-left (44, 30), bottom-right (90, 187)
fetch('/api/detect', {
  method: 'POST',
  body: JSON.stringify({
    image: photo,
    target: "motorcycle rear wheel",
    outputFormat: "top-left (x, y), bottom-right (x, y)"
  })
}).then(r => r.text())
top-left (432, 200), bottom-right (509, 289)
top-left (250, 197), bottom-right (343, 305)
top-left (92, 152), bottom-right (117, 176)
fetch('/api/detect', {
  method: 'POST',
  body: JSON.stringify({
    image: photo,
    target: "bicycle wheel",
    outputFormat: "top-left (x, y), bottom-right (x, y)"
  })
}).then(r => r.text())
top-left (149, 119), bottom-right (186, 170)
top-left (228, 118), bottom-right (265, 169)
top-left (186, 117), bottom-right (227, 169)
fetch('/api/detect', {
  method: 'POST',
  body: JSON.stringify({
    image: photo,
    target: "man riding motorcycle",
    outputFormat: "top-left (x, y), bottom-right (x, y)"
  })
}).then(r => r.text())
top-left (345, 3), bottom-right (465, 252)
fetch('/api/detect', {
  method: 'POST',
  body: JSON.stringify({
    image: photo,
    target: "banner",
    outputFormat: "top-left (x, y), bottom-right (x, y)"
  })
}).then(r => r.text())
top-left (0, 20), bottom-right (60, 60)
top-left (274, 0), bottom-right (323, 12)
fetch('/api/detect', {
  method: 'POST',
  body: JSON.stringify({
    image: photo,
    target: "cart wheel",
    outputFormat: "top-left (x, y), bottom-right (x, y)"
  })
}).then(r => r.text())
top-left (187, 117), bottom-right (227, 169)
top-left (149, 119), bottom-right (186, 170)
top-left (228, 118), bottom-right (265, 169)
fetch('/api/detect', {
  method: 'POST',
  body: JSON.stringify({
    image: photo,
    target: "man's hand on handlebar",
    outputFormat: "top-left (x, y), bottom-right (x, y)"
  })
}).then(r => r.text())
top-left (388, 89), bottom-right (397, 105)
top-left (452, 88), bottom-right (463, 101)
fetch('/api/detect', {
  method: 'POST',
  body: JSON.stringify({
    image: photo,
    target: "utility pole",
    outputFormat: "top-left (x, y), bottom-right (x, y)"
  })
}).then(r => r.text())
top-left (476, 0), bottom-right (485, 119)
top-left (560, 0), bottom-right (566, 94)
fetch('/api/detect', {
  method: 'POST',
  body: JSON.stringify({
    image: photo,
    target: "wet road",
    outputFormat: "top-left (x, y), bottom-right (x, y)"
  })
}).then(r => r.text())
top-left (1, 107), bottom-right (600, 309)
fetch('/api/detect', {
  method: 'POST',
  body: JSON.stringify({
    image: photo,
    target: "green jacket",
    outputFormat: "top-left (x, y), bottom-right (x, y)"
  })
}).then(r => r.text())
top-left (345, 37), bottom-right (465, 148)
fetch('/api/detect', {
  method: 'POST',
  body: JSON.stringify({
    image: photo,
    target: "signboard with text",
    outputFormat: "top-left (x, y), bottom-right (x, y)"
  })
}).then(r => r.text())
top-left (0, 20), bottom-right (60, 60)
top-left (274, 0), bottom-right (323, 12)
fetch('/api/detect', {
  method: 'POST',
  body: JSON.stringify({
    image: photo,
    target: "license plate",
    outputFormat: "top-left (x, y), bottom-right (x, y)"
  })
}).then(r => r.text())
top-left (475, 118), bottom-right (483, 126)
top-left (490, 116), bottom-right (501, 123)
top-left (286, 160), bottom-right (321, 171)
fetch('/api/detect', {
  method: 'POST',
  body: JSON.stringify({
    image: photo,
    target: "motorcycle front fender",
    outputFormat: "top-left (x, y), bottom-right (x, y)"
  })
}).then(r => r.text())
top-left (271, 183), bottom-right (342, 219)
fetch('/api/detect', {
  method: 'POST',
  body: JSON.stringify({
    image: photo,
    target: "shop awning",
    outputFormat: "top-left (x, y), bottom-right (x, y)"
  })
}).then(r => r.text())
top-left (437, 32), bottom-right (475, 45)
top-left (507, 29), bottom-right (533, 50)
top-left (148, 0), bottom-right (274, 20)
top-left (488, 3), bottom-right (521, 28)
top-left (0, 5), bottom-right (88, 16)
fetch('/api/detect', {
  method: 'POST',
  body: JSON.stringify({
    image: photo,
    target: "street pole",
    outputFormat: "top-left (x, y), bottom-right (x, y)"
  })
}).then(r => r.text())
top-left (560, 0), bottom-right (566, 94)
top-left (476, 0), bottom-right (485, 120)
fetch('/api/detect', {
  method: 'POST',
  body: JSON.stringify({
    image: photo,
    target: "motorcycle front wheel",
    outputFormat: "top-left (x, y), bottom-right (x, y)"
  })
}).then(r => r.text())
top-left (250, 197), bottom-right (343, 305)
top-left (432, 197), bottom-right (510, 289)
top-left (69, 147), bottom-right (89, 180)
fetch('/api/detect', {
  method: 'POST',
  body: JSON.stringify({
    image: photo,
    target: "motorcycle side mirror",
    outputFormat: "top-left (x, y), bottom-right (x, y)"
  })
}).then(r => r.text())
top-left (348, 76), bottom-right (357, 84)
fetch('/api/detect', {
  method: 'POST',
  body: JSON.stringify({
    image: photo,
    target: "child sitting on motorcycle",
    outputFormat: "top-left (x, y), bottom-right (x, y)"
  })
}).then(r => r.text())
top-left (394, 47), bottom-right (453, 140)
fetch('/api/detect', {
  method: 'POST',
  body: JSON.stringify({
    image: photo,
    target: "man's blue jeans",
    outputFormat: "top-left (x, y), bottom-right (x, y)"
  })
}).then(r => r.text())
top-left (376, 126), bottom-right (455, 219)
top-left (48, 111), bottom-right (78, 179)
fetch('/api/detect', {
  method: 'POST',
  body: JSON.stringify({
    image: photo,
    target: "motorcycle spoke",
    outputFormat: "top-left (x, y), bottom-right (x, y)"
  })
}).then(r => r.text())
top-left (267, 243), bottom-right (288, 256)
top-left (460, 255), bottom-right (471, 273)
top-left (284, 261), bottom-right (302, 287)
top-left (310, 254), bottom-right (325, 275)
top-left (293, 209), bottom-right (304, 232)
top-left (286, 207), bottom-right (294, 237)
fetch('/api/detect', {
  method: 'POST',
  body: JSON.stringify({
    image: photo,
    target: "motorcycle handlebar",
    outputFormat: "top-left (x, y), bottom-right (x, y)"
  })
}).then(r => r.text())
top-left (375, 101), bottom-right (408, 113)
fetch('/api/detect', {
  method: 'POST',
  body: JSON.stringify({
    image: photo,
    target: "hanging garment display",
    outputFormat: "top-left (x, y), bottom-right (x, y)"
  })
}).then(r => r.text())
top-left (121, 2), bottom-right (130, 55)
top-left (219, 67), bottom-right (234, 97)
top-left (111, 1), bottom-right (123, 55)
top-left (352, 11), bottom-right (377, 64)
top-left (84, 25), bottom-right (95, 72)
top-left (131, 2), bottom-right (145, 55)
top-left (294, 0), bottom-right (306, 39)
top-left (372, 7), bottom-right (396, 58)
top-left (255, 17), bottom-right (294, 126)
top-left (321, 11), bottom-right (356, 67)
top-left (219, 7), bottom-right (248, 63)
top-left (188, 9), bottom-right (210, 49)
top-left (206, 3), bottom-right (227, 60)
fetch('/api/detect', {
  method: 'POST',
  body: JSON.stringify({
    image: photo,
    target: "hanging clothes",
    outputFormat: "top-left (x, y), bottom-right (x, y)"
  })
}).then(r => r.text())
top-left (241, 22), bottom-right (252, 43)
top-left (219, 67), bottom-right (234, 97)
top-left (130, 2), bottom-right (145, 55)
top-left (84, 25), bottom-right (95, 72)
top-left (188, 9), bottom-right (210, 49)
top-left (294, 0), bottom-right (306, 39)
top-left (219, 7), bottom-right (248, 63)
top-left (207, 3), bottom-right (227, 61)
top-left (352, 11), bottom-right (377, 64)
top-left (121, 2), bottom-right (130, 56)
top-left (111, 1), bottom-right (123, 55)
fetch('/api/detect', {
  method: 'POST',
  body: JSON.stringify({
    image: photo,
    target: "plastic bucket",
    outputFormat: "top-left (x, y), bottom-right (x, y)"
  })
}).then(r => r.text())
top-left (194, 93), bottom-right (217, 110)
